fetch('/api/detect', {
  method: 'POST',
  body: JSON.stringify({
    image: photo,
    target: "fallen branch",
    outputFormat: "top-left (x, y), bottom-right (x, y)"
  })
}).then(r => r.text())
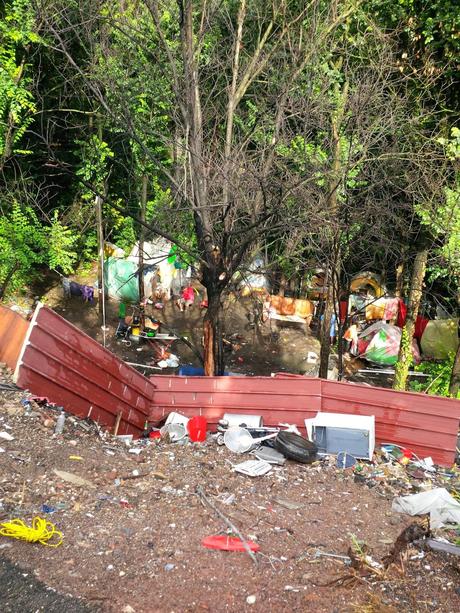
top-left (196, 485), bottom-right (258, 565)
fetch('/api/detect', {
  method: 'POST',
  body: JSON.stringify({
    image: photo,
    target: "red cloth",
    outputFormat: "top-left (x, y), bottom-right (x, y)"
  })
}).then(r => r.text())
top-left (397, 299), bottom-right (407, 328)
top-left (182, 286), bottom-right (195, 302)
top-left (339, 301), bottom-right (348, 324)
top-left (396, 299), bottom-right (429, 340)
top-left (415, 316), bottom-right (429, 340)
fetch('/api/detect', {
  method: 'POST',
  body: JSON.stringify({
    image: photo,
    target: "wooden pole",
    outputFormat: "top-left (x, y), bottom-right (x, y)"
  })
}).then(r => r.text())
top-left (138, 174), bottom-right (148, 327)
top-left (113, 412), bottom-right (122, 436)
top-left (96, 194), bottom-right (105, 325)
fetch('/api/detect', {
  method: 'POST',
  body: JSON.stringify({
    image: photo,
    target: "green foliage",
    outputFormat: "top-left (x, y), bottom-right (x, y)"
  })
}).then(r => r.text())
top-left (417, 128), bottom-right (460, 284)
top-left (0, 0), bottom-right (40, 159)
top-left (409, 354), bottom-right (457, 398)
top-left (75, 135), bottom-right (114, 197)
top-left (0, 202), bottom-right (47, 294)
top-left (47, 211), bottom-right (78, 274)
top-left (0, 202), bottom-right (79, 297)
top-left (105, 200), bottom-right (136, 252)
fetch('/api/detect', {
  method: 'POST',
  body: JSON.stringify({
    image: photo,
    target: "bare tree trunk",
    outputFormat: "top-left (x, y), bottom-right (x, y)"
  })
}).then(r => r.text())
top-left (278, 273), bottom-right (287, 297)
top-left (138, 173), bottom-right (147, 309)
top-left (395, 262), bottom-right (404, 298)
top-left (449, 291), bottom-right (460, 397)
top-left (449, 344), bottom-right (460, 398)
top-left (203, 290), bottom-right (223, 376)
top-left (318, 77), bottom-right (348, 379)
top-left (393, 249), bottom-right (428, 391)
top-left (319, 277), bottom-right (334, 378)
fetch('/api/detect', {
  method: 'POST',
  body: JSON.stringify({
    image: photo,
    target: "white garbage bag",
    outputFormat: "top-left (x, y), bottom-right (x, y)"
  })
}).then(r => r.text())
top-left (392, 488), bottom-right (460, 529)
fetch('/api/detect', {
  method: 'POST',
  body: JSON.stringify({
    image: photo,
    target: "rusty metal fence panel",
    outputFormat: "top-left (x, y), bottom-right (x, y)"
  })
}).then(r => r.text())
top-left (150, 374), bottom-right (322, 429)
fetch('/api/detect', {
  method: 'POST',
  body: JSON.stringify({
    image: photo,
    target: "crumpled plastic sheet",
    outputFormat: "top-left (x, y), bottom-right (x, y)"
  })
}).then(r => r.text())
top-left (392, 487), bottom-right (460, 529)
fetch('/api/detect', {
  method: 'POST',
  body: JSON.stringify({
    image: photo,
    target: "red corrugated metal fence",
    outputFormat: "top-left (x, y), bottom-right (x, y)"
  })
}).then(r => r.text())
top-left (149, 374), bottom-right (460, 466)
top-left (5, 303), bottom-right (460, 465)
top-left (15, 304), bottom-right (155, 436)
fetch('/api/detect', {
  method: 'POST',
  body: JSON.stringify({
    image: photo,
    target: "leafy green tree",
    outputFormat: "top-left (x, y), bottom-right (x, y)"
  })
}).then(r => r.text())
top-left (0, 202), bottom-right (47, 298)
top-left (0, 0), bottom-right (40, 168)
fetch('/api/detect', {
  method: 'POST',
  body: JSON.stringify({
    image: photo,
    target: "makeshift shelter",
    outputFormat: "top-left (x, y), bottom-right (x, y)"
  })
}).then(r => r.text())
top-left (239, 257), bottom-right (269, 296)
top-left (358, 321), bottom-right (420, 366)
top-left (350, 272), bottom-right (386, 298)
top-left (104, 257), bottom-right (142, 302)
top-left (104, 238), bottom-right (189, 302)
top-left (421, 319), bottom-right (459, 360)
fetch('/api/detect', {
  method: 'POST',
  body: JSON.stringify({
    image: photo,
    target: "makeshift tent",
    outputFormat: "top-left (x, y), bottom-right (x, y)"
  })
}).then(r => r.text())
top-left (350, 272), bottom-right (386, 298)
top-left (104, 257), bottom-right (143, 302)
top-left (239, 257), bottom-right (269, 295)
top-left (128, 238), bottom-right (179, 298)
top-left (421, 319), bottom-right (459, 360)
top-left (358, 321), bottom-right (420, 366)
top-left (104, 238), bottom-right (181, 302)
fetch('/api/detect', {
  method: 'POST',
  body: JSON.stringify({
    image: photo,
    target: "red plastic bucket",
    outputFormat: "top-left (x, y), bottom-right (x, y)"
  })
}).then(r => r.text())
top-left (187, 415), bottom-right (207, 442)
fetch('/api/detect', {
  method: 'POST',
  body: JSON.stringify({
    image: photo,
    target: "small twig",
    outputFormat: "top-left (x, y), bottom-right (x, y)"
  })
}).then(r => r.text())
top-left (196, 485), bottom-right (258, 565)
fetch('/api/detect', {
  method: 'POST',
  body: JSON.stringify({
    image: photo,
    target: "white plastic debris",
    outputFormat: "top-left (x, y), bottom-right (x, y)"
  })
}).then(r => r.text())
top-left (232, 459), bottom-right (272, 477)
top-left (392, 488), bottom-right (460, 529)
top-left (0, 431), bottom-right (14, 441)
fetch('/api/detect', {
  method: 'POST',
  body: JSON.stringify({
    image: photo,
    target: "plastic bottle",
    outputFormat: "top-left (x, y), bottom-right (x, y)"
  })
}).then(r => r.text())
top-left (55, 410), bottom-right (66, 434)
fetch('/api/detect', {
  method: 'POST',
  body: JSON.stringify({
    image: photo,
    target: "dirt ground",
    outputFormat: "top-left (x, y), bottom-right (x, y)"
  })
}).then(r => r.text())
top-left (1, 376), bottom-right (460, 613)
top-left (23, 270), bottom-right (322, 378)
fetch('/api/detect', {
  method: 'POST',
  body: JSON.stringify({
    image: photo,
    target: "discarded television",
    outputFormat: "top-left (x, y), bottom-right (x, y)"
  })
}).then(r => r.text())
top-left (304, 413), bottom-right (375, 461)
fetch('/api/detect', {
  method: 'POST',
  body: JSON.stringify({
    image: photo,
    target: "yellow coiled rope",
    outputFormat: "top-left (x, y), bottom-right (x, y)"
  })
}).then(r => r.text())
top-left (0, 517), bottom-right (63, 547)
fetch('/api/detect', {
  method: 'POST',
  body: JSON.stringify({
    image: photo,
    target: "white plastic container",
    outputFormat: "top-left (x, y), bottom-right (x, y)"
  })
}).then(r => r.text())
top-left (223, 413), bottom-right (263, 428)
top-left (160, 423), bottom-right (187, 442)
top-left (165, 412), bottom-right (190, 427)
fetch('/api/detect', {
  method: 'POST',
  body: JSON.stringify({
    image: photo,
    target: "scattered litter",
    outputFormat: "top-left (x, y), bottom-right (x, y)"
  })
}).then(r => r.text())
top-left (164, 563), bottom-right (175, 571)
top-left (246, 595), bottom-right (257, 605)
top-left (187, 415), bottom-right (207, 442)
top-left (0, 431), bottom-right (14, 441)
top-left (273, 498), bottom-right (303, 510)
top-left (202, 535), bottom-right (260, 552)
top-left (53, 469), bottom-right (95, 488)
top-left (425, 538), bottom-right (460, 556)
top-left (275, 431), bottom-right (317, 464)
top-left (220, 493), bottom-right (236, 505)
top-left (115, 436), bottom-right (133, 447)
top-left (68, 455), bottom-right (83, 461)
top-left (314, 550), bottom-right (351, 563)
top-left (392, 488), bottom-right (460, 528)
top-left (160, 423), bottom-right (187, 442)
top-left (0, 447), bottom-right (5, 453)
top-left (232, 459), bottom-right (272, 477)
top-left (252, 446), bottom-right (286, 465)
top-left (128, 448), bottom-right (142, 455)
top-left (224, 426), bottom-right (277, 454)
top-left (336, 452), bottom-right (357, 469)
